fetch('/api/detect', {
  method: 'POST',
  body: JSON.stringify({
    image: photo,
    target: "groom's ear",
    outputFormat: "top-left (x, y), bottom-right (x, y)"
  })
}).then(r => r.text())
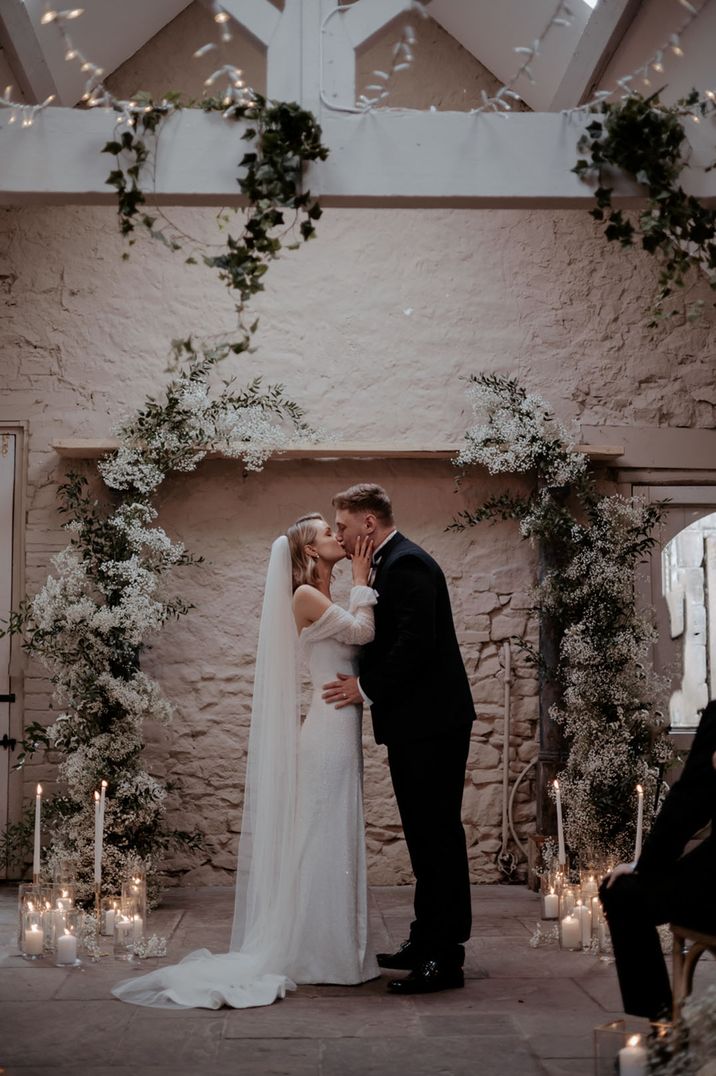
top-left (364, 513), bottom-right (377, 535)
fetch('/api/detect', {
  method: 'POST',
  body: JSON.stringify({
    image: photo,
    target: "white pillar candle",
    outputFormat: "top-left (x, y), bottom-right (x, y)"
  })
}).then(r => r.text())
top-left (575, 900), bottom-right (591, 946)
top-left (33, 784), bottom-right (42, 880)
top-left (93, 789), bottom-right (102, 885)
top-left (23, 925), bottom-right (44, 956)
top-left (560, 913), bottom-right (581, 949)
top-left (544, 890), bottom-right (559, 919)
top-left (634, 785), bottom-right (644, 861)
top-left (102, 909), bottom-right (116, 937)
top-left (619, 1034), bottom-right (647, 1076)
top-left (56, 930), bottom-right (77, 965)
top-left (132, 915), bottom-right (144, 941)
top-left (553, 780), bottom-right (566, 866)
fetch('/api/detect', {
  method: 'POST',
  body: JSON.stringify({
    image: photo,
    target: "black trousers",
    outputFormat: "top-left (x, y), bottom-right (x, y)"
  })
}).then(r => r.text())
top-left (387, 724), bottom-right (472, 962)
top-left (600, 841), bottom-right (716, 1020)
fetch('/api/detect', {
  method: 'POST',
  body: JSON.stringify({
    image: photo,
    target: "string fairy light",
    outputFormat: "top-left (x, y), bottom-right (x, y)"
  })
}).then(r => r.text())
top-left (0, 85), bottom-right (55, 128)
top-left (470, 0), bottom-right (575, 115)
top-left (560, 0), bottom-right (715, 121)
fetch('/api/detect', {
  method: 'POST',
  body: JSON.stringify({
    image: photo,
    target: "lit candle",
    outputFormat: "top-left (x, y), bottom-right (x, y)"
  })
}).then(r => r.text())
top-left (553, 780), bottom-right (566, 866)
top-left (575, 900), bottom-right (591, 946)
top-left (560, 912), bottom-right (581, 950)
top-left (618, 1033), bottom-right (647, 1076)
top-left (115, 915), bottom-right (133, 947)
top-left (102, 900), bottom-right (118, 937)
top-left (582, 874), bottom-right (598, 899)
top-left (544, 888), bottom-right (559, 919)
top-left (99, 778), bottom-right (108, 833)
top-left (634, 785), bottom-right (644, 861)
top-left (33, 784), bottom-right (42, 881)
top-left (56, 929), bottom-right (77, 965)
top-left (93, 789), bottom-right (102, 885)
top-left (132, 914), bottom-right (144, 941)
top-left (23, 924), bottom-right (43, 956)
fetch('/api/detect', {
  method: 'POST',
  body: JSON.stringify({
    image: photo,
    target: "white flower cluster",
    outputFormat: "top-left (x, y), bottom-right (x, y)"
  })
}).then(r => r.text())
top-left (212, 404), bottom-right (290, 472)
top-left (457, 377), bottom-right (587, 486)
top-left (111, 502), bottom-right (186, 568)
top-left (98, 445), bottom-right (165, 493)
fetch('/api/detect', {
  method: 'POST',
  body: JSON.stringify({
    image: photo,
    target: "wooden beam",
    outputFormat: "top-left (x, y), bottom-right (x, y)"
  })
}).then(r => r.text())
top-left (342, 0), bottom-right (412, 50)
top-left (218, 0), bottom-right (280, 48)
top-left (548, 0), bottom-right (645, 111)
top-left (0, 0), bottom-right (57, 105)
top-left (51, 439), bottom-right (624, 462)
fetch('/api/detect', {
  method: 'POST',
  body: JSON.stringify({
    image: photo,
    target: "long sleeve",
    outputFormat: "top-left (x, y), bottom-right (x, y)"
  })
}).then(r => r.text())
top-left (359, 558), bottom-right (436, 707)
top-left (637, 706), bottom-right (716, 876)
top-left (301, 587), bottom-right (377, 646)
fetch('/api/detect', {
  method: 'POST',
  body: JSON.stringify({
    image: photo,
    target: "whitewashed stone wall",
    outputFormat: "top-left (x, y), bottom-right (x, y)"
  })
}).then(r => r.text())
top-left (1, 5), bottom-right (715, 887)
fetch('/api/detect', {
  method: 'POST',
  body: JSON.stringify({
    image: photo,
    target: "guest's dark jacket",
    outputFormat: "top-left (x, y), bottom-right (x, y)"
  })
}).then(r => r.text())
top-left (358, 532), bottom-right (475, 746)
top-left (637, 700), bottom-right (716, 877)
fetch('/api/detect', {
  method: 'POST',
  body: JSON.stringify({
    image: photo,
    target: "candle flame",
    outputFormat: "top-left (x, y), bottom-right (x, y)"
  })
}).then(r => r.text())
top-left (101, 779), bottom-right (108, 789)
top-left (94, 790), bottom-right (100, 802)
top-left (553, 779), bottom-right (559, 789)
top-left (36, 784), bottom-right (42, 795)
top-left (628, 1034), bottom-right (641, 1047)
top-left (636, 784), bottom-right (643, 794)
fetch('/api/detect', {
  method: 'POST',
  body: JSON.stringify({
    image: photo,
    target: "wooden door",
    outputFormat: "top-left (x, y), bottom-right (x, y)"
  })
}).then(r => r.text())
top-left (0, 433), bottom-right (16, 872)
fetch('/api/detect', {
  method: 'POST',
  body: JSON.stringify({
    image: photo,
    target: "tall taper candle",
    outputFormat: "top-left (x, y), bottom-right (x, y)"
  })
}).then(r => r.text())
top-left (93, 790), bottom-right (102, 885)
top-left (553, 780), bottom-right (566, 866)
top-left (634, 784), bottom-right (644, 862)
top-left (33, 784), bottom-right (42, 883)
top-left (99, 779), bottom-right (108, 835)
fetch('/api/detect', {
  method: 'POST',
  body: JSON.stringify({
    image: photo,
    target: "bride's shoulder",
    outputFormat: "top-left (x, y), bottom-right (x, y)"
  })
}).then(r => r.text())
top-left (292, 585), bottom-right (332, 618)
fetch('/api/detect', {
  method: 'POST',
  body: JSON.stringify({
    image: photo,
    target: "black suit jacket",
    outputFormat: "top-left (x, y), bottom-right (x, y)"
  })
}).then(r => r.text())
top-left (636, 700), bottom-right (716, 878)
top-left (359, 532), bottom-right (475, 746)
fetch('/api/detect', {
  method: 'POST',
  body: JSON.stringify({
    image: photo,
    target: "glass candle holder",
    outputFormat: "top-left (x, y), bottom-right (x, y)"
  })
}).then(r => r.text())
top-left (558, 883), bottom-right (577, 919)
top-left (55, 909), bottom-right (81, 967)
top-left (579, 868), bottom-right (599, 902)
top-left (50, 883), bottom-right (75, 940)
top-left (113, 911), bottom-right (136, 960)
top-left (21, 906), bottom-right (45, 960)
top-left (101, 896), bottom-right (121, 937)
top-left (593, 1022), bottom-right (651, 1076)
top-left (17, 882), bottom-right (51, 952)
top-left (122, 869), bottom-right (147, 932)
top-left (540, 874), bottom-right (560, 920)
top-left (573, 898), bottom-right (592, 948)
top-left (558, 886), bottom-right (583, 951)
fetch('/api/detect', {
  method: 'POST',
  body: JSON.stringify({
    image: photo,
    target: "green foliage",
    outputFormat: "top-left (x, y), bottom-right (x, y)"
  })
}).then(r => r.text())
top-left (573, 91), bottom-right (716, 323)
top-left (102, 92), bottom-right (329, 341)
top-left (453, 374), bottom-right (672, 862)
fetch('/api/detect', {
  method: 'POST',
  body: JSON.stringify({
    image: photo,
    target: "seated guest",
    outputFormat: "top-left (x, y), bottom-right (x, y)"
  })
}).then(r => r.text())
top-left (600, 700), bottom-right (716, 1020)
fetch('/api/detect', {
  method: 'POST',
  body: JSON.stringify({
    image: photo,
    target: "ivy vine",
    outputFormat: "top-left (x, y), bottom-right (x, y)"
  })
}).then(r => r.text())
top-left (573, 90), bottom-right (716, 323)
top-left (102, 92), bottom-right (329, 344)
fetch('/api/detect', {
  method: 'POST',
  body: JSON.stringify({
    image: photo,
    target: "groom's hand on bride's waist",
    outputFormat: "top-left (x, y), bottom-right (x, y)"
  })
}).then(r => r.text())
top-left (322, 673), bottom-right (362, 709)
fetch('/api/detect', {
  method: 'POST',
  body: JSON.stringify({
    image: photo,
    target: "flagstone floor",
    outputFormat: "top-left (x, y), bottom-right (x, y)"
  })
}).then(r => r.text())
top-left (1, 882), bottom-right (715, 1076)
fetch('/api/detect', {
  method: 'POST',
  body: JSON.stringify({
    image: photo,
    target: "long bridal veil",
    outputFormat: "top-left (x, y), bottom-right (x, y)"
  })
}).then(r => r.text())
top-left (112, 536), bottom-right (301, 1008)
top-left (230, 534), bottom-right (301, 958)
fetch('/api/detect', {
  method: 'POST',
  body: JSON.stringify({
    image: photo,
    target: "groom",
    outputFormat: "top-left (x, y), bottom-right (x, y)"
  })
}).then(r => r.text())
top-left (323, 483), bottom-right (475, 994)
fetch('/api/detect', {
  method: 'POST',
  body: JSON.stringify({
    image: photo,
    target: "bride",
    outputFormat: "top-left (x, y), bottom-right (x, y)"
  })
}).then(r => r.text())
top-left (112, 513), bottom-right (380, 1008)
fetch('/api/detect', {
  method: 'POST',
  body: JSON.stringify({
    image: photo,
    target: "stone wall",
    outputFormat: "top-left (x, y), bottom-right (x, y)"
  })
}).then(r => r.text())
top-left (1, 4), bottom-right (715, 887)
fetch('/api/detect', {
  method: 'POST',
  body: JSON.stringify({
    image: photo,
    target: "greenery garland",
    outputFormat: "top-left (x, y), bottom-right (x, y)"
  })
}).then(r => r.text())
top-left (573, 90), bottom-right (716, 324)
top-left (103, 91), bottom-right (328, 347)
top-left (4, 340), bottom-right (308, 902)
top-left (3, 90), bottom-right (327, 900)
top-left (452, 374), bottom-right (672, 864)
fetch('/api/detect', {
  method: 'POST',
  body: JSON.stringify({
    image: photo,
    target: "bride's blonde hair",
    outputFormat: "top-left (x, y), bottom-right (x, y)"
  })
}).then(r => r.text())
top-left (287, 513), bottom-right (324, 592)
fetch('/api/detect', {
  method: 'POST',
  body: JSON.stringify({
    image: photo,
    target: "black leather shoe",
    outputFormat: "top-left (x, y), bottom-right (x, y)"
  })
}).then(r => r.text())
top-left (377, 940), bottom-right (420, 970)
top-left (386, 959), bottom-right (464, 995)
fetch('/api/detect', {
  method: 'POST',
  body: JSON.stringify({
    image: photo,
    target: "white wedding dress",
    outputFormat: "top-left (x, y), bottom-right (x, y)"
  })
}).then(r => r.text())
top-left (112, 579), bottom-right (379, 1009)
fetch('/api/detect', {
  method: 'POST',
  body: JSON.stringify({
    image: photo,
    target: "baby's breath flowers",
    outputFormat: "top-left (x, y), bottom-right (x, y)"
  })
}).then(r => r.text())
top-left (5, 334), bottom-right (310, 902)
top-left (453, 374), bottom-right (671, 863)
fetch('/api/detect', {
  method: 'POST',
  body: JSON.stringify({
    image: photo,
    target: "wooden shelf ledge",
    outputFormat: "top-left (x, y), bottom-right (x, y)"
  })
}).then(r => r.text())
top-left (51, 439), bottom-right (624, 462)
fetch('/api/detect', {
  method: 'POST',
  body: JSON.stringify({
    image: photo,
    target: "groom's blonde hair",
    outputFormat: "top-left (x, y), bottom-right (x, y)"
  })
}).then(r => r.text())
top-left (332, 483), bottom-right (394, 524)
